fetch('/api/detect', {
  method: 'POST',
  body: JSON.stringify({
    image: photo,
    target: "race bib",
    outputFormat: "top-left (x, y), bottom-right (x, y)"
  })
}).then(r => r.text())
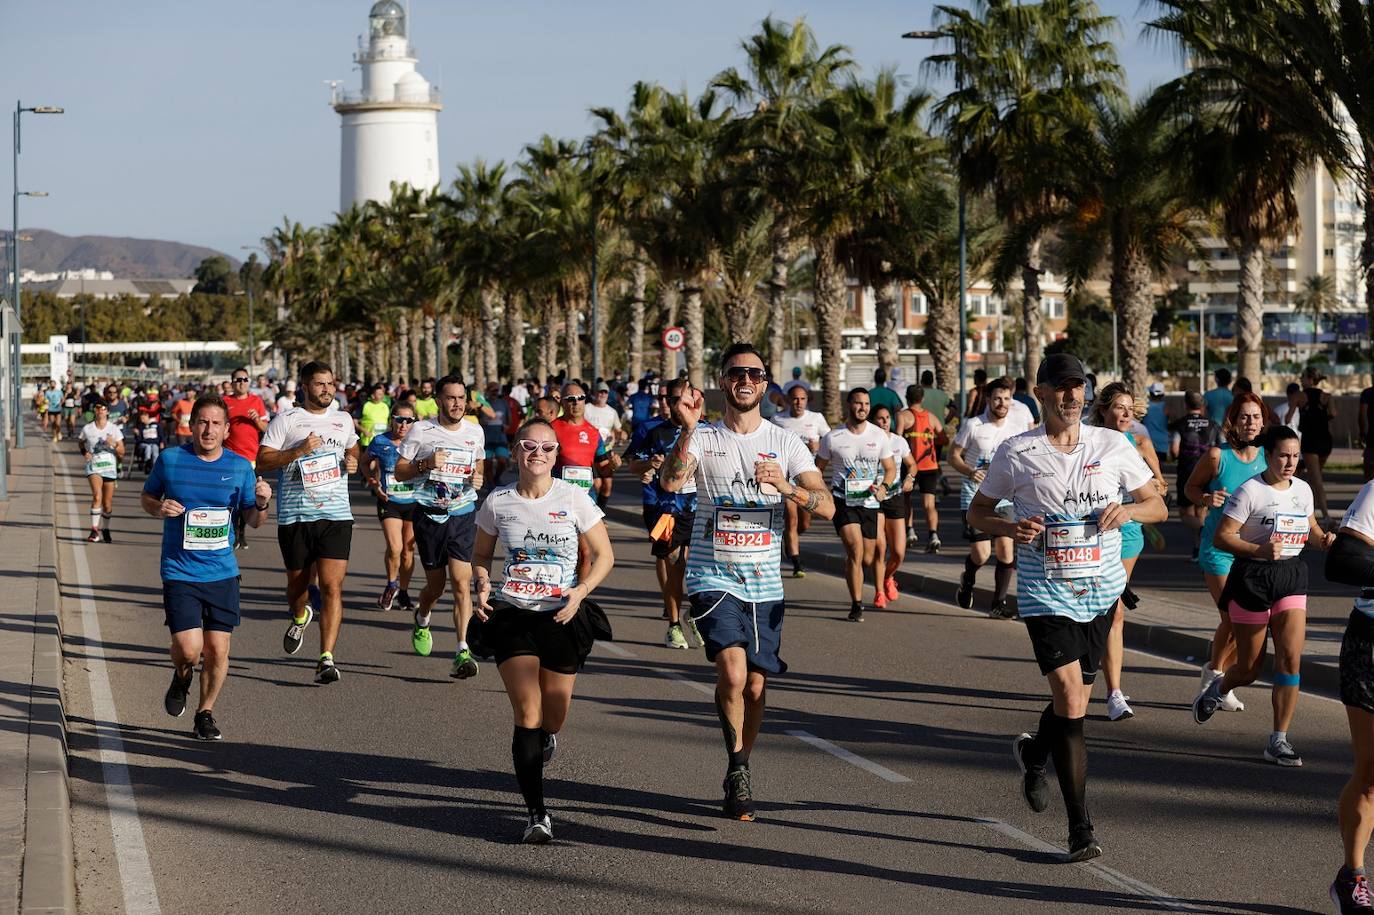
top-left (562, 465), bottom-right (594, 491)
top-left (501, 560), bottom-right (564, 601)
top-left (142, 427), bottom-right (159, 441)
top-left (88, 452), bottom-right (117, 477)
top-left (713, 507), bottom-right (774, 564)
top-left (383, 472), bottom-right (414, 495)
top-left (844, 476), bottom-right (876, 508)
top-left (299, 452), bottom-right (342, 494)
top-left (430, 447), bottom-right (475, 485)
top-left (1271, 512), bottom-right (1309, 558)
top-left (1041, 519), bottom-right (1102, 579)
top-left (183, 508), bottom-right (231, 552)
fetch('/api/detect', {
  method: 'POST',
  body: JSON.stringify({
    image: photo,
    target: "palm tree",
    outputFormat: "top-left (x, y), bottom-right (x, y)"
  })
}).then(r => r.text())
top-left (1293, 273), bottom-right (1340, 349)
top-left (926, 0), bottom-right (1126, 384)
top-left (714, 16), bottom-right (854, 376)
top-left (442, 159), bottom-right (511, 384)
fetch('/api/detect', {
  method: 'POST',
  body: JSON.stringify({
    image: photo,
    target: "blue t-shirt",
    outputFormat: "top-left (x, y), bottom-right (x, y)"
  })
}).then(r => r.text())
top-left (1204, 388), bottom-right (1233, 427)
top-left (1012, 391), bottom-right (1041, 423)
top-left (44, 389), bottom-right (62, 411)
top-left (1143, 401), bottom-right (1170, 453)
top-left (143, 445), bottom-right (257, 582)
top-left (627, 418), bottom-right (696, 514)
top-left (366, 433), bottom-right (417, 504)
top-left (628, 391), bottom-right (656, 433)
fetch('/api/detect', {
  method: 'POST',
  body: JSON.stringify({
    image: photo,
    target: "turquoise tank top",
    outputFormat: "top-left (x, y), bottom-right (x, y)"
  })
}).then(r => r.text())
top-left (1200, 445), bottom-right (1266, 538)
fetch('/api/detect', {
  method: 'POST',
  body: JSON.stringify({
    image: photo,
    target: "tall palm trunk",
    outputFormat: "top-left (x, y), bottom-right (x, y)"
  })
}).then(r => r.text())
top-left (1111, 245), bottom-right (1153, 399)
top-left (683, 283), bottom-right (705, 389)
top-left (541, 298), bottom-right (558, 381)
top-left (767, 221), bottom-right (791, 379)
top-left (357, 338), bottom-right (368, 382)
top-left (423, 313), bottom-right (438, 380)
top-left (812, 240), bottom-right (848, 423)
top-left (1365, 154), bottom-right (1374, 353)
top-left (1236, 238), bottom-right (1265, 382)
top-left (395, 314), bottom-right (409, 382)
top-left (873, 273), bottom-right (898, 375)
top-left (505, 293), bottom-right (526, 381)
top-left (336, 332), bottom-right (351, 381)
top-left (629, 259), bottom-right (647, 380)
top-left (659, 283), bottom-right (680, 380)
top-left (567, 305), bottom-right (584, 381)
top-left (924, 289), bottom-right (960, 394)
top-left (722, 293), bottom-right (753, 351)
top-left (457, 316), bottom-right (473, 381)
top-left (1021, 238), bottom-right (1045, 386)
top-left (409, 313), bottom-right (423, 383)
top-left (435, 310), bottom-right (449, 376)
top-left (478, 288), bottom-right (498, 385)
top-left (377, 331), bottom-right (390, 381)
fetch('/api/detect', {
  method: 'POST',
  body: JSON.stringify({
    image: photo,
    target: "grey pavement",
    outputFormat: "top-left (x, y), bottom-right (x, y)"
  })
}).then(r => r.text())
top-left (44, 441), bottom-right (1362, 913)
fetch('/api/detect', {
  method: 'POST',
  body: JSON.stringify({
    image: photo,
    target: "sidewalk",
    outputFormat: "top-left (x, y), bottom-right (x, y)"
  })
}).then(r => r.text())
top-left (0, 427), bottom-right (75, 915)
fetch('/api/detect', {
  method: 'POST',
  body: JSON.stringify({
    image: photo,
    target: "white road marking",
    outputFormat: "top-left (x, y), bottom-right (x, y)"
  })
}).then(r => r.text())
top-left (980, 818), bottom-right (1187, 911)
top-left (596, 641), bottom-right (634, 658)
top-left (596, 640), bottom-right (716, 695)
top-left (57, 451), bottom-right (163, 915)
top-left (785, 729), bottom-right (912, 783)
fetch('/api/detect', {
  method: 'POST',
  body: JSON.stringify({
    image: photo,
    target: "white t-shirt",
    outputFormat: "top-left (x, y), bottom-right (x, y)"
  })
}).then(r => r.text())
top-left (261, 407), bottom-right (359, 524)
top-left (986, 399), bottom-right (1036, 428)
top-left (583, 403), bottom-right (621, 442)
top-left (978, 424), bottom-right (1152, 620)
top-left (80, 421), bottom-right (124, 479)
top-left (683, 420), bottom-right (818, 603)
top-left (771, 410), bottom-right (831, 447)
top-left (397, 419), bottom-right (487, 517)
top-left (886, 431), bottom-right (910, 487)
top-left (1342, 481), bottom-right (1374, 617)
top-left (510, 386), bottom-right (530, 407)
top-left (818, 423), bottom-right (894, 509)
top-left (955, 413), bottom-right (1032, 509)
top-left (276, 394), bottom-right (294, 414)
top-left (1222, 475), bottom-right (1314, 558)
top-left (476, 479), bottom-right (605, 612)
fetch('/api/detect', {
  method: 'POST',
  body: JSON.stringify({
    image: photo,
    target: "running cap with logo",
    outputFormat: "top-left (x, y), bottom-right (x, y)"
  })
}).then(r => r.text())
top-left (1147, 382), bottom-right (1165, 397)
top-left (1036, 353), bottom-right (1088, 387)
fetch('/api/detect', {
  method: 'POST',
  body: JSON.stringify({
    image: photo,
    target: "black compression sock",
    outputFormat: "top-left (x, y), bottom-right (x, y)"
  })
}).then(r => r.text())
top-left (963, 556), bottom-right (980, 579)
top-left (1049, 714), bottom-right (1090, 831)
top-left (790, 553), bottom-right (801, 570)
top-left (595, 492), bottom-right (608, 509)
top-left (511, 726), bottom-right (546, 817)
top-left (1026, 703), bottom-right (1058, 769)
top-left (993, 561), bottom-right (1015, 605)
top-left (715, 693), bottom-right (749, 771)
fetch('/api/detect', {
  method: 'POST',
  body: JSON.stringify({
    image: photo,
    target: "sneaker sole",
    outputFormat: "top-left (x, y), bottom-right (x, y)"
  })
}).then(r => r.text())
top-left (522, 827), bottom-right (553, 844)
top-left (955, 589), bottom-right (974, 610)
top-left (1066, 841), bottom-right (1103, 862)
top-left (315, 668), bottom-right (340, 684)
top-left (450, 663), bottom-right (479, 680)
top-left (1191, 693), bottom-right (1217, 724)
top-left (283, 609), bottom-right (313, 655)
top-left (192, 730), bottom-right (223, 741)
top-left (1107, 708), bottom-right (1134, 721)
top-left (1012, 734), bottom-right (1050, 814)
top-left (1263, 750), bottom-right (1303, 767)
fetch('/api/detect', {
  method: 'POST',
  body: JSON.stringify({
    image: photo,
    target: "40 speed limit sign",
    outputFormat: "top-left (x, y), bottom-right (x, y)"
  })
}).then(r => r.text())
top-left (662, 326), bottom-right (686, 351)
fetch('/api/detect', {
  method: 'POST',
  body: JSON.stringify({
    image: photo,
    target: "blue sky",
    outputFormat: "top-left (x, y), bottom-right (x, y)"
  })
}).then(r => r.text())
top-left (3, 1), bottom-right (1182, 261)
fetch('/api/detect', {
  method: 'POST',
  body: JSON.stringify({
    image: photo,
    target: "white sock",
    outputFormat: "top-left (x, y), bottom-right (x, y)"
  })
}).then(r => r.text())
top-left (415, 611), bottom-right (431, 628)
top-left (1108, 688), bottom-right (1123, 699)
top-left (457, 640), bottom-right (469, 652)
top-left (89, 509), bottom-right (102, 530)
top-left (1271, 730), bottom-right (1287, 745)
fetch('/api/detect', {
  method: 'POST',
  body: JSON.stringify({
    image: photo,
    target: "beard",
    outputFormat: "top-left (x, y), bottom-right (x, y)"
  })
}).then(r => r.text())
top-left (725, 387), bottom-right (762, 412)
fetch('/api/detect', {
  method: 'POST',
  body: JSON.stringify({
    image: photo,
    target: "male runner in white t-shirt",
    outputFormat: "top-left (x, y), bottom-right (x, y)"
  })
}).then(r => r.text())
top-left (771, 386), bottom-right (830, 577)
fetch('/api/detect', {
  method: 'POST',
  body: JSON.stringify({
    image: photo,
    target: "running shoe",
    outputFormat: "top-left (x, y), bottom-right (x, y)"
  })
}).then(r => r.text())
top-left (1191, 679), bottom-right (1222, 724)
top-left (955, 570), bottom-right (975, 610)
top-left (1220, 690), bottom-right (1246, 712)
top-left (1264, 737), bottom-right (1303, 767)
top-left (1199, 665), bottom-right (1220, 691)
top-left (665, 623), bottom-right (688, 649)
top-left (791, 565), bottom-right (806, 579)
top-left (1066, 826), bottom-right (1103, 862)
top-left (542, 732), bottom-right (557, 765)
top-left (378, 581), bottom-right (399, 611)
top-left (1330, 870), bottom-right (1374, 914)
top-left (885, 578), bottom-right (899, 602)
top-left (412, 611), bottom-right (433, 657)
top-left (307, 584), bottom-right (323, 613)
top-left (283, 607), bottom-right (314, 655)
top-left (86, 529), bottom-right (100, 543)
top-left (874, 590), bottom-right (889, 610)
top-left (450, 648), bottom-right (479, 679)
top-left (988, 600), bottom-right (1016, 621)
top-left (926, 534), bottom-right (941, 554)
top-left (907, 528), bottom-right (919, 546)
top-left (315, 656), bottom-right (340, 684)
top-left (722, 768), bottom-right (756, 821)
top-left (164, 668), bottom-right (192, 717)
top-left (1012, 733), bottom-right (1051, 813)
top-left (1190, 545), bottom-right (1199, 563)
top-left (522, 812), bottom-right (553, 844)
top-left (192, 710), bottom-right (222, 741)
top-left (847, 604), bottom-right (865, 623)
top-left (101, 529), bottom-right (112, 544)
top-left (1106, 692), bottom-right (1134, 721)
top-left (683, 615), bottom-right (703, 648)
top-left (397, 590), bottom-right (415, 612)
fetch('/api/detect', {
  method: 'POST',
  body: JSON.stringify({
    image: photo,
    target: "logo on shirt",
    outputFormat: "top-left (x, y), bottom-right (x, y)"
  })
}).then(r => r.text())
top-left (548, 510), bottom-right (569, 521)
top-left (1083, 461), bottom-right (1102, 476)
top-left (756, 451), bottom-right (778, 460)
top-left (705, 449), bottom-right (728, 458)
top-left (578, 431), bottom-right (589, 444)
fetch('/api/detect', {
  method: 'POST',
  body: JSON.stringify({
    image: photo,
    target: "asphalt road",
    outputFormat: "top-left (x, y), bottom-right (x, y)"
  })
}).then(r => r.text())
top-left (54, 448), bottom-right (1354, 915)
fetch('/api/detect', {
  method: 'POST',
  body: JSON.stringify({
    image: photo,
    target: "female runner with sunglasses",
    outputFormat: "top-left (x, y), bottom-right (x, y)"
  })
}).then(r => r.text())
top-left (363, 404), bottom-right (419, 611)
top-left (472, 418), bottom-right (615, 843)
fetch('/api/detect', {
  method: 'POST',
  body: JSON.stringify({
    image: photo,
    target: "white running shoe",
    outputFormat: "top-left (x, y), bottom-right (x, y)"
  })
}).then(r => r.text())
top-left (1199, 666), bottom-right (1221, 691)
top-left (522, 813), bottom-right (553, 844)
top-left (1106, 692), bottom-right (1134, 721)
top-left (1264, 737), bottom-right (1303, 767)
top-left (1219, 690), bottom-right (1245, 712)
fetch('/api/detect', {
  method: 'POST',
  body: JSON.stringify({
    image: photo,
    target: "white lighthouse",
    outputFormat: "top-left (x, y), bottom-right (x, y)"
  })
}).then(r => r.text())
top-left (333, 1), bottom-right (442, 211)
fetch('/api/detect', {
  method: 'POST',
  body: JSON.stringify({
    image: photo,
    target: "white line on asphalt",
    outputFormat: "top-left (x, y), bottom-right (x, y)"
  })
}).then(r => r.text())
top-left (785, 730), bottom-right (913, 783)
top-left (980, 818), bottom-right (1187, 911)
top-left (57, 451), bottom-right (163, 915)
top-left (596, 640), bottom-right (717, 695)
top-left (597, 641), bottom-right (634, 658)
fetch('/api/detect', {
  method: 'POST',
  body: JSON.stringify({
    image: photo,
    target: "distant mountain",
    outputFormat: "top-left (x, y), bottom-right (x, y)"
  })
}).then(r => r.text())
top-left (7, 229), bottom-right (237, 278)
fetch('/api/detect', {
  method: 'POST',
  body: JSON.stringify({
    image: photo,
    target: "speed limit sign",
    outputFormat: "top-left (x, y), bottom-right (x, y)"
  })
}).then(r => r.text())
top-left (662, 326), bottom-right (686, 351)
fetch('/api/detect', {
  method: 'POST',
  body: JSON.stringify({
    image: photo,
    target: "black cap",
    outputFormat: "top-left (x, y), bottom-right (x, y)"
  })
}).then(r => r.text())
top-left (1036, 353), bottom-right (1088, 387)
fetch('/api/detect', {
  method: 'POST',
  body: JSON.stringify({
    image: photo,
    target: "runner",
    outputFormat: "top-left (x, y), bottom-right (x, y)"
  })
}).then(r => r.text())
top-left (362, 404), bottom-right (419, 612)
top-left (657, 342), bottom-right (833, 821)
top-left (1171, 392), bottom-right (1215, 561)
top-left (1327, 477), bottom-right (1374, 912)
top-left (1192, 425), bottom-right (1332, 768)
top-left (34, 383), bottom-right (50, 436)
top-left (818, 388), bottom-right (896, 621)
top-left (257, 361), bottom-right (360, 684)
top-left (61, 383), bottom-right (78, 439)
top-left (471, 417), bottom-right (615, 843)
top-left (141, 393), bottom-right (273, 740)
top-left (948, 378), bottom-right (1028, 619)
top-left (584, 383), bottom-right (624, 509)
top-left (413, 379), bottom-right (438, 420)
top-left (770, 385), bottom-right (829, 577)
top-left (394, 374), bottom-right (487, 678)
top-left (1299, 366), bottom-right (1336, 524)
top-left (1184, 392), bottom-right (1270, 713)
top-left (968, 352), bottom-right (1164, 862)
top-left (479, 381), bottom-right (512, 490)
top-left (170, 391), bottom-right (194, 447)
top-left (1091, 382), bottom-right (1169, 722)
top-left (224, 368), bottom-right (270, 550)
top-left (551, 382), bottom-right (620, 503)
top-left (870, 405), bottom-right (916, 606)
top-left (896, 384), bottom-right (944, 554)
top-left (358, 383), bottom-right (391, 447)
top-left (79, 402), bottom-right (125, 543)
top-left (626, 377), bottom-right (700, 647)
top-left (533, 396), bottom-right (560, 424)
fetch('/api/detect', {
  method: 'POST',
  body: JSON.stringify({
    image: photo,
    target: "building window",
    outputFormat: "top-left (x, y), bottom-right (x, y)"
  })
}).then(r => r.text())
top-left (847, 289), bottom-right (859, 313)
top-left (1045, 298), bottom-right (1065, 319)
top-left (1325, 248), bottom-right (1336, 257)
top-left (911, 293), bottom-right (928, 316)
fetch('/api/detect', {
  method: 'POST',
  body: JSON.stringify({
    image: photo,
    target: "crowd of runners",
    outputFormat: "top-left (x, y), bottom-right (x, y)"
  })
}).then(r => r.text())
top-left (38, 350), bottom-right (1374, 912)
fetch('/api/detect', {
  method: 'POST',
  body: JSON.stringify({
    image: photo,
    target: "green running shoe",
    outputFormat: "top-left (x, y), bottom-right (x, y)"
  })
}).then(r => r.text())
top-left (450, 648), bottom-right (479, 679)
top-left (412, 624), bottom-right (433, 657)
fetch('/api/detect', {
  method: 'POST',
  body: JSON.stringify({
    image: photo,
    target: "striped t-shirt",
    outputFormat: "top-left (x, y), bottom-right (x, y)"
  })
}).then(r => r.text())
top-left (261, 407), bottom-right (359, 525)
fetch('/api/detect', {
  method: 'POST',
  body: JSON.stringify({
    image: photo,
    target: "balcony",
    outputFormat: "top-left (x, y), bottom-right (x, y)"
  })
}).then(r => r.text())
top-left (355, 42), bottom-right (418, 63)
top-left (332, 85), bottom-right (442, 111)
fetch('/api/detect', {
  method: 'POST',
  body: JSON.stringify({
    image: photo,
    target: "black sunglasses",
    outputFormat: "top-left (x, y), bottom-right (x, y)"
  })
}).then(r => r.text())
top-left (563, 394), bottom-right (587, 403)
top-left (393, 416), bottom-right (417, 425)
top-left (724, 366), bottom-right (767, 383)
top-left (232, 376), bottom-right (250, 382)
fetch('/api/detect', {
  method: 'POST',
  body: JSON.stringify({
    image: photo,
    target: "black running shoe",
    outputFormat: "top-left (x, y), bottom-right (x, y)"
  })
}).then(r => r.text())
top-left (988, 600), bottom-right (1017, 620)
top-left (164, 668), bottom-right (193, 717)
top-left (192, 710), bottom-right (222, 741)
top-left (1330, 870), bottom-right (1374, 913)
top-left (86, 529), bottom-right (100, 543)
top-left (315, 656), bottom-right (340, 684)
top-left (1066, 825), bottom-right (1102, 862)
top-left (1012, 733), bottom-right (1051, 813)
top-left (101, 528), bottom-right (112, 544)
top-left (723, 768), bottom-right (756, 821)
top-left (955, 571), bottom-right (974, 609)
top-left (542, 731), bottom-right (557, 765)
top-left (847, 604), bottom-right (865, 623)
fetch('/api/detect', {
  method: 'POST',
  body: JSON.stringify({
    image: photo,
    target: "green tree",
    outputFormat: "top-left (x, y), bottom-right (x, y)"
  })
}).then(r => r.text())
top-left (192, 255), bottom-right (239, 296)
top-left (1293, 273), bottom-right (1340, 348)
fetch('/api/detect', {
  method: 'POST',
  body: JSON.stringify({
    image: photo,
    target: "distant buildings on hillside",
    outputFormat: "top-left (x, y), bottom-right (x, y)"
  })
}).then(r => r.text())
top-left (18, 268), bottom-right (195, 300)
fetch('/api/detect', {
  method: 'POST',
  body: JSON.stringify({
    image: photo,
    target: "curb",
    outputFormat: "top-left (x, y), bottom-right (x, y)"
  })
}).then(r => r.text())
top-left (600, 501), bottom-right (1342, 698)
top-left (21, 435), bottom-right (76, 915)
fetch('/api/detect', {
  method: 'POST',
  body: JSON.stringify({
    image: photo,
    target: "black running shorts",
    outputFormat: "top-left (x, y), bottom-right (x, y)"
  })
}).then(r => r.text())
top-left (1341, 610), bottom-right (1374, 715)
top-left (414, 510), bottom-right (477, 571)
top-left (277, 520), bottom-right (353, 571)
top-left (832, 502), bottom-right (879, 540)
top-left (1024, 612), bottom-right (1111, 683)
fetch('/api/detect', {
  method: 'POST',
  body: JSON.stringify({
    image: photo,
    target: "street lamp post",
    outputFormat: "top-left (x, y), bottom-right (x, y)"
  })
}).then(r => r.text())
top-left (12, 101), bottom-right (63, 448)
top-left (904, 30), bottom-right (968, 417)
top-left (239, 246), bottom-right (260, 376)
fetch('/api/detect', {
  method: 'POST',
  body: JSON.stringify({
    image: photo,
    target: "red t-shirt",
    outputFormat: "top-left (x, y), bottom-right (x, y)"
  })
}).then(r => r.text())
top-left (551, 418), bottom-right (605, 487)
top-left (224, 393), bottom-right (268, 462)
